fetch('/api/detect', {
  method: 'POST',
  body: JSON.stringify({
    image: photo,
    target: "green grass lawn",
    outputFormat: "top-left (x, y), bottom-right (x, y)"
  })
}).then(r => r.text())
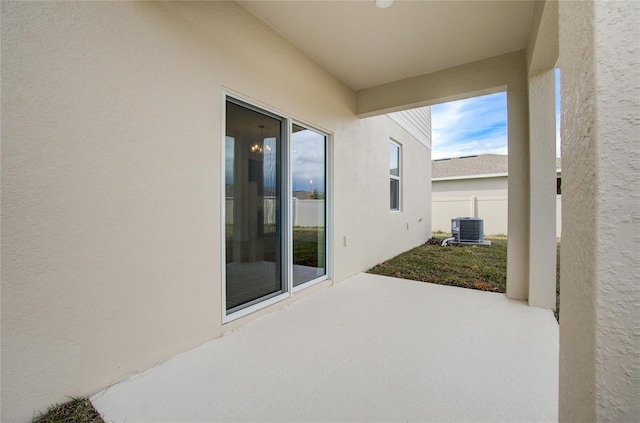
top-left (225, 225), bottom-right (324, 268)
top-left (292, 227), bottom-right (325, 268)
top-left (368, 232), bottom-right (561, 320)
top-left (368, 234), bottom-right (508, 292)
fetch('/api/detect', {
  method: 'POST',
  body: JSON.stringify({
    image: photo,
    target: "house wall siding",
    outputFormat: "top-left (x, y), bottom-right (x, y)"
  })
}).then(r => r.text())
top-left (387, 107), bottom-right (432, 148)
top-left (0, 2), bottom-right (431, 420)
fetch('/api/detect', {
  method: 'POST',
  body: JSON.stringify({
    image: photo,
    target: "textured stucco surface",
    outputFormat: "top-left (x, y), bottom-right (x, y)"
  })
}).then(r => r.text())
top-left (558, 0), bottom-right (640, 421)
top-left (1, 2), bottom-right (431, 420)
top-left (591, 0), bottom-right (639, 420)
top-left (92, 273), bottom-right (559, 423)
top-left (527, 0), bottom-right (559, 75)
top-left (558, 3), bottom-right (598, 419)
top-left (528, 69), bottom-right (557, 309)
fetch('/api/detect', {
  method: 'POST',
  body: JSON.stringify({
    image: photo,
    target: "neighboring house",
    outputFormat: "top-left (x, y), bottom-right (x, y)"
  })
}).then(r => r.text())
top-left (1, 2), bottom-right (636, 422)
top-left (432, 154), bottom-right (562, 236)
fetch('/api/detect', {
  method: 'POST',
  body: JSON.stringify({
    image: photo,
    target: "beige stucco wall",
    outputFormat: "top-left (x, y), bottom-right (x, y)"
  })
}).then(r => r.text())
top-left (527, 68), bottom-right (557, 309)
top-left (558, 0), bottom-right (639, 421)
top-left (0, 2), bottom-right (431, 420)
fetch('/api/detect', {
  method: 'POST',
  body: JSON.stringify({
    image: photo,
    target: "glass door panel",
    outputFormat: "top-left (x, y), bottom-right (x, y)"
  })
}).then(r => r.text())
top-left (225, 100), bottom-right (283, 312)
top-left (291, 124), bottom-right (326, 287)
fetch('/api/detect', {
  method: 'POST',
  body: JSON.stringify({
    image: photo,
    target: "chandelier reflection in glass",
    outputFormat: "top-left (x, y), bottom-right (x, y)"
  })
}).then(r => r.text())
top-left (250, 143), bottom-right (263, 153)
top-left (250, 125), bottom-right (272, 154)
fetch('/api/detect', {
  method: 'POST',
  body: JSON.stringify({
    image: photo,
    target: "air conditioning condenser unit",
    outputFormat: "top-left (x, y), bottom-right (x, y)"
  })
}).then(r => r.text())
top-left (451, 217), bottom-right (484, 243)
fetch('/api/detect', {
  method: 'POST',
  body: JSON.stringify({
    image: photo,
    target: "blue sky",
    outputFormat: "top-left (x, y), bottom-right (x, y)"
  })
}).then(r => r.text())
top-left (431, 92), bottom-right (508, 160)
top-left (432, 70), bottom-right (561, 159)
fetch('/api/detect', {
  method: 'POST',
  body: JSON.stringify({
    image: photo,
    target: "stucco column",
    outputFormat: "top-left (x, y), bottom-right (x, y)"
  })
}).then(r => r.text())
top-left (527, 69), bottom-right (557, 309)
top-left (558, 0), bottom-right (639, 421)
top-left (505, 69), bottom-right (530, 301)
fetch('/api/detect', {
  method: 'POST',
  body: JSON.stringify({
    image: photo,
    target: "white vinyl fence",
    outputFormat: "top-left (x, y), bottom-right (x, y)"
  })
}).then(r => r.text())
top-left (225, 197), bottom-right (324, 227)
top-left (432, 195), bottom-right (562, 237)
top-left (292, 198), bottom-right (325, 227)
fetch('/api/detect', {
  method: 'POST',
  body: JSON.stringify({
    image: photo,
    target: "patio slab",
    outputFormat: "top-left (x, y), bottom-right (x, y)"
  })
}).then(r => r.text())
top-left (91, 272), bottom-right (559, 422)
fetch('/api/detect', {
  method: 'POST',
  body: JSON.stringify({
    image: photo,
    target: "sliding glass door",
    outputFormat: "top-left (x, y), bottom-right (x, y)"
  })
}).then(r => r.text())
top-left (224, 96), bottom-right (328, 319)
top-left (291, 124), bottom-right (326, 287)
top-left (225, 99), bottom-right (284, 313)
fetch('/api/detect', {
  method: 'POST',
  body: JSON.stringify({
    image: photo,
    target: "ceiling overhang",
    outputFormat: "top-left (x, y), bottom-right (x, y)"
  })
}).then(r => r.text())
top-left (238, 0), bottom-right (536, 91)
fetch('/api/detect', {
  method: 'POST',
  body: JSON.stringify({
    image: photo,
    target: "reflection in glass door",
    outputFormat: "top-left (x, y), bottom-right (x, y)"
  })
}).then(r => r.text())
top-left (224, 96), bottom-right (330, 319)
top-left (225, 100), bottom-right (283, 313)
top-left (291, 124), bottom-right (326, 287)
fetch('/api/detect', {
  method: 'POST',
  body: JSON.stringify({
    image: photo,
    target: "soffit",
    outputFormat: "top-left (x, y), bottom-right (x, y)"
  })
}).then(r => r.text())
top-left (238, 0), bottom-right (535, 91)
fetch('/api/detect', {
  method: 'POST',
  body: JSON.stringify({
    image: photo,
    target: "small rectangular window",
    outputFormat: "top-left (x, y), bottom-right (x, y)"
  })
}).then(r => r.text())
top-left (389, 141), bottom-right (401, 211)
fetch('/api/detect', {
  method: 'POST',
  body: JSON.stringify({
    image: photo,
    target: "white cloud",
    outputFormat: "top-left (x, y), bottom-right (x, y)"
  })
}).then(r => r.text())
top-left (431, 92), bottom-right (508, 160)
top-left (433, 69), bottom-right (564, 160)
top-left (432, 87), bottom-right (561, 160)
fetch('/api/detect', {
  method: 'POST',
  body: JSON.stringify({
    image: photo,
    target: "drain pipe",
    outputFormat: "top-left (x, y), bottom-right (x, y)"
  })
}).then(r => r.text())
top-left (441, 237), bottom-right (456, 246)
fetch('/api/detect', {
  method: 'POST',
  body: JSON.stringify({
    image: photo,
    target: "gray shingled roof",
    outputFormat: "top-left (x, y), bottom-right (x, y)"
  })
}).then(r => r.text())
top-left (432, 154), bottom-right (561, 179)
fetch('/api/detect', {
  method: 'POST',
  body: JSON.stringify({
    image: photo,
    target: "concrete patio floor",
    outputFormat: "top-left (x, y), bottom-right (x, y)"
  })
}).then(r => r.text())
top-left (91, 272), bottom-right (559, 422)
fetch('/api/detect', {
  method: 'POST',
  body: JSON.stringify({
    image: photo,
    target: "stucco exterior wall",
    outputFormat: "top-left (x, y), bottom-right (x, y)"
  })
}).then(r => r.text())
top-left (0, 2), bottom-right (431, 420)
top-left (558, 0), bottom-right (639, 421)
top-left (527, 69), bottom-right (557, 309)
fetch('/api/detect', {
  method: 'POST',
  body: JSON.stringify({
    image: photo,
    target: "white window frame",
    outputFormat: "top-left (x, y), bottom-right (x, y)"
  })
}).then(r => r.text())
top-left (290, 119), bottom-right (331, 294)
top-left (389, 139), bottom-right (402, 212)
top-left (221, 92), bottom-right (331, 323)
